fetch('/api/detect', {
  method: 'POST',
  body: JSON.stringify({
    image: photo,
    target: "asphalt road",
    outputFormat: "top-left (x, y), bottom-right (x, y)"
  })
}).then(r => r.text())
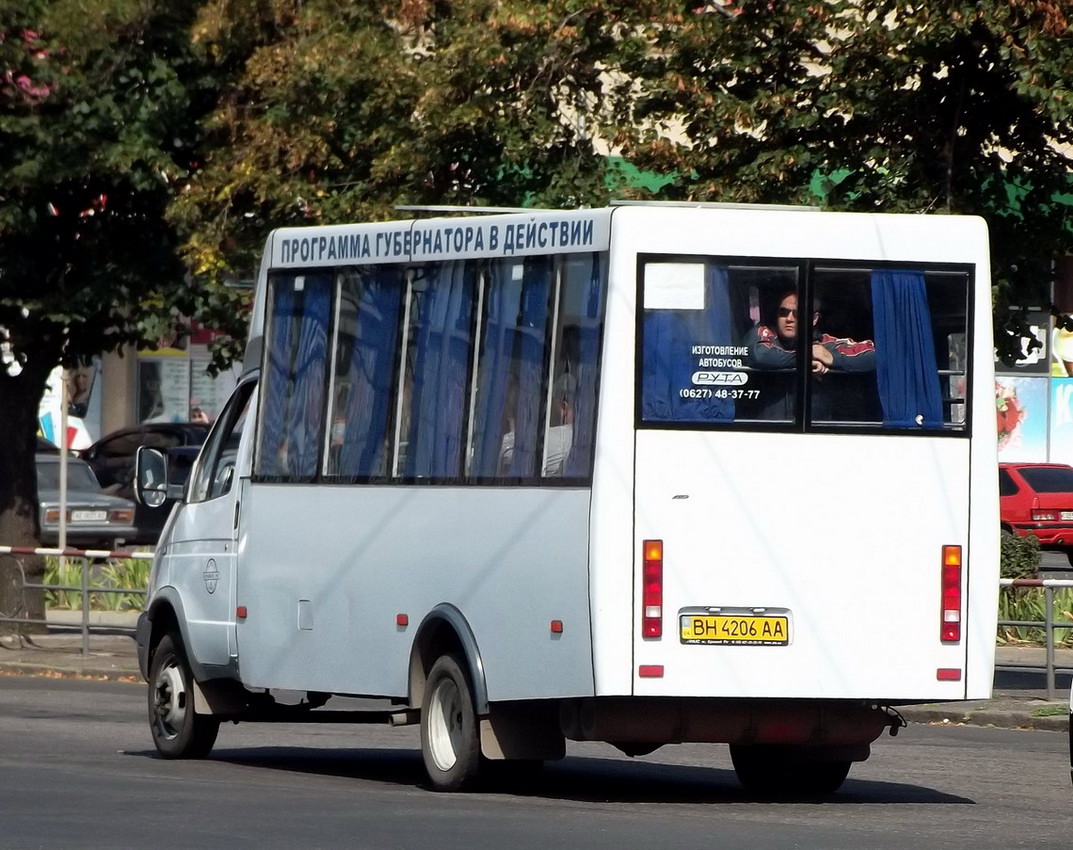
top-left (1038, 549), bottom-right (1073, 574)
top-left (0, 675), bottom-right (1068, 850)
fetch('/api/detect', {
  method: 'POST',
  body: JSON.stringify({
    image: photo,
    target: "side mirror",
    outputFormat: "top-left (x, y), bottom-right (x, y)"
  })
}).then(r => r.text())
top-left (134, 446), bottom-right (169, 507)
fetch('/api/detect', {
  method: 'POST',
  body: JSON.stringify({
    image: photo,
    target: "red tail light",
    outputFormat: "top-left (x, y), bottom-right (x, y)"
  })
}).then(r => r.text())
top-left (940, 545), bottom-right (961, 642)
top-left (1029, 495), bottom-right (1055, 521)
top-left (642, 539), bottom-right (663, 638)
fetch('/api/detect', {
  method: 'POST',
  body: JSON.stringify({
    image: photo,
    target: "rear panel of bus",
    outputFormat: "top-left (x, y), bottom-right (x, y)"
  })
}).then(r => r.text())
top-left (589, 205), bottom-right (998, 703)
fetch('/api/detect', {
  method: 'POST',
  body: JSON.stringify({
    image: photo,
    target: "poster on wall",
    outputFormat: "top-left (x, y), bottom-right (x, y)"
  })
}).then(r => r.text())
top-left (1049, 379), bottom-right (1073, 466)
top-left (189, 351), bottom-right (238, 423)
top-left (38, 360), bottom-right (101, 449)
top-left (1051, 257), bottom-right (1073, 377)
top-left (996, 376), bottom-right (1049, 462)
top-left (138, 357), bottom-right (191, 423)
top-left (64, 363), bottom-right (98, 419)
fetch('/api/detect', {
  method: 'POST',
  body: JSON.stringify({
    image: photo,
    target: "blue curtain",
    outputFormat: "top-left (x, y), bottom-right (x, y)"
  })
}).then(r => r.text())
top-left (641, 265), bottom-right (735, 422)
top-left (470, 262), bottom-right (514, 476)
top-left (471, 262), bottom-right (524, 476)
top-left (563, 253), bottom-right (607, 476)
top-left (257, 277), bottom-right (295, 475)
top-left (257, 274), bottom-right (332, 477)
top-left (336, 269), bottom-right (404, 477)
top-left (404, 262), bottom-right (477, 478)
top-left (283, 276), bottom-right (332, 477)
top-left (870, 270), bottom-right (943, 428)
top-left (505, 260), bottom-right (552, 477)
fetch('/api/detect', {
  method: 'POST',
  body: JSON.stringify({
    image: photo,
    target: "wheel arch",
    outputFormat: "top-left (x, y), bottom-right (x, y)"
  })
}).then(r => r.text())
top-left (408, 604), bottom-right (489, 715)
top-left (144, 588), bottom-right (211, 681)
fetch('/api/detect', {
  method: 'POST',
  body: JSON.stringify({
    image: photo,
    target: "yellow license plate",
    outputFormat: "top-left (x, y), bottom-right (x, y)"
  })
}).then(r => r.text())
top-left (679, 615), bottom-right (789, 646)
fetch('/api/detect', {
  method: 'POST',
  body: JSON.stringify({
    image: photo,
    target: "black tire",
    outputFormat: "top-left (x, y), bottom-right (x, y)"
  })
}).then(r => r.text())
top-left (730, 744), bottom-right (851, 796)
top-left (148, 633), bottom-right (219, 759)
top-left (420, 653), bottom-right (482, 791)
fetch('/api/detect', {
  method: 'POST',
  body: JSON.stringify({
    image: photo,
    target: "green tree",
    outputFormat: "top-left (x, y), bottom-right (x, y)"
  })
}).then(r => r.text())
top-left (174, 1), bottom-right (1073, 353)
top-left (0, 0), bottom-right (235, 628)
top-left (617, 1), bottom-right (1073, 358)
top-left (168, 0), bottom-right (651, 283)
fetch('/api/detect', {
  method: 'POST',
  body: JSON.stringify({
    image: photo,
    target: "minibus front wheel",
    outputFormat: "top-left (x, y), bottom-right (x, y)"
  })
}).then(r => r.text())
top-left (148, 633), bottom-right (220, 759)
top-left (420, 653), bottom-right (481, 791)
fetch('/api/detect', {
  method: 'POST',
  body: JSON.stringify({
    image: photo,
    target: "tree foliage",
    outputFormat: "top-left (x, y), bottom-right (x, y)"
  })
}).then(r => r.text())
top-left (168, 0), bottom-right (657, 285)
top-left (173, 2), bottom-right (1073, 356)
top-left (616, 1), bottom-right (1073, 359)
top-left (0, 0), bottom-right (228, 625)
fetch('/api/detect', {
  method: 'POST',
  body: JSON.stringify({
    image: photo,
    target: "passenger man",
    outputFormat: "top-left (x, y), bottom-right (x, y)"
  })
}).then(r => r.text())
top-left (743, 290), bottom-right (876, 420)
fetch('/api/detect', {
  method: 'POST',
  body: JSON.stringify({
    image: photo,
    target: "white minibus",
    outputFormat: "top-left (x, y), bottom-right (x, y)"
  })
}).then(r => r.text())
top-left (136, 202), bottom-right (999, 794)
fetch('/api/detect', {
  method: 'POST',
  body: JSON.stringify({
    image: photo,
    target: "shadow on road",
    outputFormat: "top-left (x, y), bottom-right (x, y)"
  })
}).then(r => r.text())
top-left (127, 746), bottom-right (975, 805)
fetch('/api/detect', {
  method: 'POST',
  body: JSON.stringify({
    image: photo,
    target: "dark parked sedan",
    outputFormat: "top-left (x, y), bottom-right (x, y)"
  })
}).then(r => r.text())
top-left (36, 454), bottom-right (137, 549)
top-left (80, 423), bottom-right (210, 492)
top-left (79, 422), bottom-right (210, 544)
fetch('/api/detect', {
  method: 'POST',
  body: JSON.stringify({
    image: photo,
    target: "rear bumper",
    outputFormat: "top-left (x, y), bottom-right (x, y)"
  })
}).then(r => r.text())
top-left (1008, 523), bottom-right (1073, 548)
top-left (40, 524), bottom-right (139, 549)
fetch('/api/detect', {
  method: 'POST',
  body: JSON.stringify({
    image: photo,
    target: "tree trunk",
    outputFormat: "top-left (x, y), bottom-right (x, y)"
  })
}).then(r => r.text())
top-left (0, 340), bottom-right (62, 636)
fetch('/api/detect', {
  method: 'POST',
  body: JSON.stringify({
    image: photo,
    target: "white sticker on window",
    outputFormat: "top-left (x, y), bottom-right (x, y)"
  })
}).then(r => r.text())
top-left (644, 264), bottom-right (705, 310)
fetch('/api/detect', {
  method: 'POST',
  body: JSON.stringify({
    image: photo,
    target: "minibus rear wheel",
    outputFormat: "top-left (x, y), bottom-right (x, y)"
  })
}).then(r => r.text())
top-left (420, 653), bottom-right (481, 791)
top-left (148, 633), bottom-right (220, 759)
top-left (730, 744), bottom-right (851, 796)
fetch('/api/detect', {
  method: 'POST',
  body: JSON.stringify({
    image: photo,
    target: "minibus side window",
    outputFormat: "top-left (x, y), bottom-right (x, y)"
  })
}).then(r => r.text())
top-left (469, 257), bottom-right (553, 479)
top-left (324, 267), bottom-right (405, 479)
top-left (190, 382), bottom-right (254, 503)
top-left (397, 261), bottom-right (478, 479)
top-left (256, 272), bottom-right (333, 479)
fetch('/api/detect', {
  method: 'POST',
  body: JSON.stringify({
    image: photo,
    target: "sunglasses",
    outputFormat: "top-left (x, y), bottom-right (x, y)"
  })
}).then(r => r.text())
top-left (777, 307), bottom-right (798, 318)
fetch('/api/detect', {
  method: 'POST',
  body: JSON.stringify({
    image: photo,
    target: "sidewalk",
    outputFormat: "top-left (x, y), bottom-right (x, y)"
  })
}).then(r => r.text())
top-left (0, 610), bottom-right (141, 681)
top-left (0, 611), bottom-right (1069, 732)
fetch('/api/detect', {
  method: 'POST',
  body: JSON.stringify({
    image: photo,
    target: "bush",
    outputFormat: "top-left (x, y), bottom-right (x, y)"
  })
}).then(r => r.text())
top-left (42, 557), bottom-right (150, 612)
top-left (1000, 530), bottom-right (1040, 579)
top-left (995, 532), bottom-right (1073, 646)
top-left (997, 586), bottom-right (1073, 646)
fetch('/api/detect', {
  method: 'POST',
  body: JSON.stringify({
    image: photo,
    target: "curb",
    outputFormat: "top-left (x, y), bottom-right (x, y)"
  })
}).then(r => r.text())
top-left (0, 632), bottom-right (141, 682)
top-left (899, 705), bottom-right (1068, 732)
top-left (0, 660), bottom-right (142, 682)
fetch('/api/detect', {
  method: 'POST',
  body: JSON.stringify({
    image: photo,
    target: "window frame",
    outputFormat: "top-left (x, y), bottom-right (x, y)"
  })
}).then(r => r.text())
top-left (634, 253), bottom-right (975, 437)
top-left (250, 252), bottom-right (609, 488)
top-left (189, 379), bottom-right (256, 505)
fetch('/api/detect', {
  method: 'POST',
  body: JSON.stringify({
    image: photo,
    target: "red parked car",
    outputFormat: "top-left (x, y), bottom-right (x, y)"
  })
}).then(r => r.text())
top-left (999, 462), bottom-right (1073, 564)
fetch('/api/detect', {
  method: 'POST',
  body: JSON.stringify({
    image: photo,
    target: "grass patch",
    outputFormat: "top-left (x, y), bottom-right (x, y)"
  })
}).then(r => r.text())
top-left (1029, 704), bottom-right (1067, 718)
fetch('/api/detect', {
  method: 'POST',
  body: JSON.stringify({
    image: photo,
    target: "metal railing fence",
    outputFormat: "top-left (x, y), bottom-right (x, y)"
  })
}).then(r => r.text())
top-left (997, 577), bottom-right (1073, 700)
top-left (3, 546), bottom-right (1073, 698)
top-left (0, 545), bottom-right (152, 655)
